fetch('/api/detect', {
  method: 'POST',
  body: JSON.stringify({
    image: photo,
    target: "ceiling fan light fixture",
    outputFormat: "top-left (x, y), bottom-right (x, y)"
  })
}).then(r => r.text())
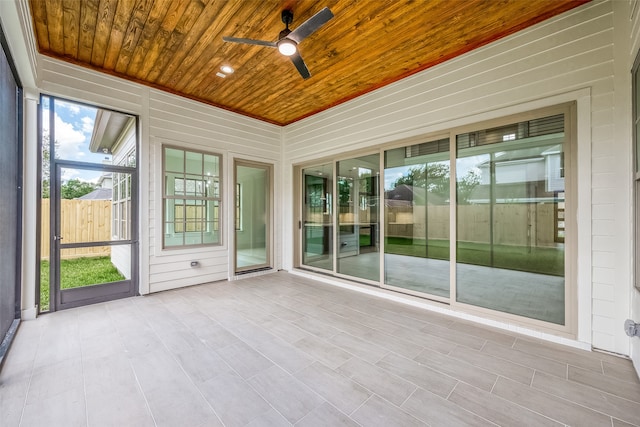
top-left (277, 39), bottom-right (297, 56)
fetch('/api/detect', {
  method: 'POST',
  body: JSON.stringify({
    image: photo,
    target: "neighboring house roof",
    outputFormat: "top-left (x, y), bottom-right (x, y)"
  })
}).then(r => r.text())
top-left (77, 188), bottom-right (112, 200)
top-left (384, 184), bottom-right (448, 206)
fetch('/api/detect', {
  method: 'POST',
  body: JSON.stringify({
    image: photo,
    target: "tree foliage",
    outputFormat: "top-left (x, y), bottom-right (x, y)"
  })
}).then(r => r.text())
top-left (60, 179), bottom-right (96, 199)
top-left (41, 131), bottom-right (59, 199)
top-left (391, 164), bottom-right (481, 203)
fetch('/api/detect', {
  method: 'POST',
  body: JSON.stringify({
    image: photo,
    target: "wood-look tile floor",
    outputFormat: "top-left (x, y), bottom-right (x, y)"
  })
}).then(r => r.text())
top-left (1, 271), bottom-right (639, 426)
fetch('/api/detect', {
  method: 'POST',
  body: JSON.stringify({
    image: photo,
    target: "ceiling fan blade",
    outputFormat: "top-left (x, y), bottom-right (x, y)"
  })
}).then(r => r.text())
top-left (222, 36), bottom-right (277, 48)
top-left (288, 7), bottom-right (334, 44)
top-left (290, 52), bottom-right (311, 79)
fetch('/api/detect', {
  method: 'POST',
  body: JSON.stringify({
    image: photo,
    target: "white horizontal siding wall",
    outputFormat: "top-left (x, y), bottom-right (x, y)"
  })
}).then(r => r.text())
top-left (283, 1), bottom-right (629, 354)
top-left (627, 0), bottom-right (640, 375)
top-left (36, 56), bottom-right (282, 296)
top-left (148, 90), bottom-right (281, 293)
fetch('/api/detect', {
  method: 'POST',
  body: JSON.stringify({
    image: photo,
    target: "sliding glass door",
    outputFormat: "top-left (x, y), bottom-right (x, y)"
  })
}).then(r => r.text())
top-left (336, 154), bottom-right (380, 282)
top-left (384, 139), bottom-right (450, 299)
top-left (455, 114), bottom-right (567, 325)
top-left (297, 106), bottom-right (573, 331)
top-left (302, 164), bottom-right (334, 271)
top-left (300, 155), bottom-right (380, 282)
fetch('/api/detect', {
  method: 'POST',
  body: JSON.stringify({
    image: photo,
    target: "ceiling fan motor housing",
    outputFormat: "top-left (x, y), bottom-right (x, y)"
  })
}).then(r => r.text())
top-left (281, 10), bottom-right (294, 26)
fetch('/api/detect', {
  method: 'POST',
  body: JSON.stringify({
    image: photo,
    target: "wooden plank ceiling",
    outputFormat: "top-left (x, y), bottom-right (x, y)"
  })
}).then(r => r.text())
top-left (29, 0), bottom-right (589, 126)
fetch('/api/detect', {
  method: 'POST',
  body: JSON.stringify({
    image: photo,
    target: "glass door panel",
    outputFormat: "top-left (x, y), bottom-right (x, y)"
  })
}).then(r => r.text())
top-left (235, 161), bottom-right (272, 272)
top-left (54, 165), bottom-right (136, 310)
top-left (302, 164), bottom-right (334, 271)
top-left (455, 115), bottom-right (566, 325)
top-left (384, 139), bottom-right (450, 298)
top-left (337, 154), bottom-right (380, 282)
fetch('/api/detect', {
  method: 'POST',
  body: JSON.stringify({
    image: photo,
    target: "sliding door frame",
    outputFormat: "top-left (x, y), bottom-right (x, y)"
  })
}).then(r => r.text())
top-left (294, 103), bottom-right (577, 338)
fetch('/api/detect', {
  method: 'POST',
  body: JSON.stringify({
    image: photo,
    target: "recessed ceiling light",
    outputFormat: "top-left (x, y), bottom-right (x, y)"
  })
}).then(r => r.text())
top-left (221, 65), bottom-right (234, 74)
top-left (216, 72), bottom-right (226, 78)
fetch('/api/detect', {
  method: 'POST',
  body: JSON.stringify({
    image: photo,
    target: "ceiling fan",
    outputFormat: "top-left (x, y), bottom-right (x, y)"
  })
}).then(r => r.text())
top-left (222, 7), bottom-right (334, 79)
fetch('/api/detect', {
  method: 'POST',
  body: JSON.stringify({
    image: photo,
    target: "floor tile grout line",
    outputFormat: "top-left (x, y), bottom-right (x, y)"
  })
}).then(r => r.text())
top-left (348, 393), bottom-right (374, 417)
top-left (562, 369), bottom-right (640, 406)
top-left (78, 310), bottom-right (90, 427)
top-left (480, 341), bottom-right (574, 379)
top-left (148, 301), bottom-right (233, 427)
top-left (445, 381), bottom-right (459, 401)
top-left (489, 375), bottom-right (499, 393)
top-left (12, 272), bottom-right (639, 426)
top-left (132, 282), bottom-right (640, 426)
top-left (105, 299), bottom-right (159, 427)
top-left (16, 323), bottom-right (43, 427)
top-left (199, 326), bottom-right (292, 427)
top-left (490, 376), bottom-right (580, 426)
top-left (172, 293), bottom-right (327, 425)
top-left (526, 371), bottom-right (640, 425)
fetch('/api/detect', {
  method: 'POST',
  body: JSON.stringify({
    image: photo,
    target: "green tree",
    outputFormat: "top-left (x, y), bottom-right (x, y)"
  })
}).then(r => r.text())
top-left (41, 133), bottom-right (51, 198)
top-left (457, 168), bottom-right (481, 204)
top-left (41, 131), bottom-right (60, 199)
top-left (392, 163), bottom-right (480, 203)
top-left (60, 179), bottom-right (96, 199)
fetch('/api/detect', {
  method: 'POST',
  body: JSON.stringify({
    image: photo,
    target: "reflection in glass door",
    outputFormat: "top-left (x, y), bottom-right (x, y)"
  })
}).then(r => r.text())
top-left (384, 139), bottom-right (450, 298)
top-left (336, 154), bottom-right (380, 282)
top-left (235, 160), bottom-right (272, 273)
top-left (455, 114), bottom-right (567, 325)
top-left (302, 164), bottom-right (333, 271)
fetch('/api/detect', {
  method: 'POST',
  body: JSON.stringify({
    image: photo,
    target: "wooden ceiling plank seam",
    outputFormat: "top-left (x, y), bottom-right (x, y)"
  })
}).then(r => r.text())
top-left (180, 6), bottom-right (292, 98)
top-left (263, 0), bottom-right (591, 124)
top-left (136, 0), bottom-right (192, 79)
top-left (44, 0), bottom-right (64, 53)
top-left (145, 0), bottom-right (205, 83)
top-left (276, 2), bottom-right (589, 124)
top-left (114, 0), bottom-right (155, 74)
top-left (90, 0), bottom-right (118, 67)
top-left (171, 0), bottom-right (252, 92)
top-left (154, 1), bottom-right (229, 87)
top-left (220, 0), bottom-right (418, 120)
top-left (28, 0), bottom-right (51, 52)
top-left (125, 0), bottom-right (175, 77)
top-left (167, 0), bottom-right (280, 91)
top-left (178, 2), bottom-right (285, 95)
top-left (28, 0), bottom-right (590, 125)
top-left (61, 0), bottom-right (80, 58)
top-left (103, 0), bottom-right (138, 70)
top-left (76, 0), bottom-right (99, 64)
top-left (208, 2), bottom-right (343, 115)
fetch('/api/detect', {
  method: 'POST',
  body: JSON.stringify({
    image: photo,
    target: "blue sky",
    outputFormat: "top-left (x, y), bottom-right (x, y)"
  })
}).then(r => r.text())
top-left (43, 98), bottom-right (112, 183)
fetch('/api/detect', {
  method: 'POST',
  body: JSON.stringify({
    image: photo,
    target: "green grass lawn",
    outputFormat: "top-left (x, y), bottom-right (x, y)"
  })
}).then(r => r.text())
top-left (385, 237), bottom-right (563, 276)
top-left (40, 256), bottom-right (125, 312)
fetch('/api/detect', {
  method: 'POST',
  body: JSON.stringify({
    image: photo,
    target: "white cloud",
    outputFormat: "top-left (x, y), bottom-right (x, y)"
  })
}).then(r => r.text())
top-left (54, 113), bottom-right (86, 159)
top-left (61, 168), bottom-right (101, 184)
top-left (57, 100), bottom-right (80, 115)
top-left (81, 116), bottom-right (94, 134)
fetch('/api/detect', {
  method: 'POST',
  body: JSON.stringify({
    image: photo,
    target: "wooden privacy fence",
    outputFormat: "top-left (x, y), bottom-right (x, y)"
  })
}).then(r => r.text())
top-left (386, 204), bottom-right (558, 247)
top-left (41, 199), bottom-right (111, 260)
